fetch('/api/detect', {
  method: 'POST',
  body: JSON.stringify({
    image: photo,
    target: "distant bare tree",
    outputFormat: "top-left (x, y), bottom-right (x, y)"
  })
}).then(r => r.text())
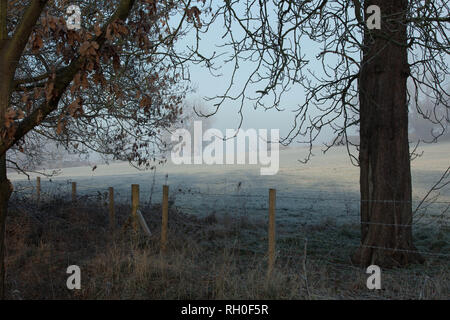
top-left (409, 87), bottom-right (450, 143)
top-left (161, 98), bottom-right (215, 155)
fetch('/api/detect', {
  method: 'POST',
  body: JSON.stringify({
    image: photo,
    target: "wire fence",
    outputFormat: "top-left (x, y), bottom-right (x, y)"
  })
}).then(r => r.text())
top-left (7, 177), bottom-right (450, 284)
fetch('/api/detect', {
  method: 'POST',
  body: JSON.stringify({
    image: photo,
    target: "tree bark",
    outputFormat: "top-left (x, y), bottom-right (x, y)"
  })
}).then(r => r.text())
top-left (353, 0), bottom-right (424, 267)
top-left (0, 0), bottom-right (11, 299)
top-left (0, 61), bottom-right (12, 299)
top-left (0, 57), bottom-right (12, 299)
top-left (0, 155), bottom-right (11, 299)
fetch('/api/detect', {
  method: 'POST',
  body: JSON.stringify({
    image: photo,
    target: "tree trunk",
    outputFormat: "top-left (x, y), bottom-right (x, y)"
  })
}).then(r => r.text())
top-left (0, 154), bottom-right (11, 299)
top-left (353, 0), bottom-right (424, 267)
top-left (0, 53), bottom-right (12, 299)
top-left (0, 61), bottom-right (12, 298)
top-left (0, 0), bottom-right (13, 294)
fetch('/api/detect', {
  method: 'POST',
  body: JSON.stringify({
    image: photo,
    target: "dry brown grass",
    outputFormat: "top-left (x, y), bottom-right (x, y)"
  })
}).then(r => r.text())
top-left (4, 197), bottom-right (449, 300)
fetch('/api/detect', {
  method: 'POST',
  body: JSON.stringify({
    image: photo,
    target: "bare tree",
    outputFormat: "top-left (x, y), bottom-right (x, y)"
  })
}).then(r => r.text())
top-left (409, 86), bottom-right (450, 143)
top-left (196, 0), bottom-right (449, 266)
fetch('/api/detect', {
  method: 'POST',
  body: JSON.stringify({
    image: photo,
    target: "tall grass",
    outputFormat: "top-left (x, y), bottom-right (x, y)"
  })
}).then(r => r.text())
top-left (5, 197), bottom-right (449, 300)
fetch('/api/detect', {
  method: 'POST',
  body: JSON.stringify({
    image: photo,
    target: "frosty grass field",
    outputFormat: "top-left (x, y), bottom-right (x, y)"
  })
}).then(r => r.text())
top-left (6, 142), bottom-right (450, 300)
top-left (10, 142), bottom-right (450, 233)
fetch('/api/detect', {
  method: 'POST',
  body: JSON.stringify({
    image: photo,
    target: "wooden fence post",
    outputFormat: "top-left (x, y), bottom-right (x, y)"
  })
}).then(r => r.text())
top-left (131, 184), bottom-right (139, 232)
top-left (72, 182), bottom-right (77, 203)
top-left (109, 187), bottom-right (115, 229)
top-left (268, 188), bottom-right (276, 277)
top-left (161, 185), bottom-right (169, 253)
top-left (36, 177), bottom-right (41, 204)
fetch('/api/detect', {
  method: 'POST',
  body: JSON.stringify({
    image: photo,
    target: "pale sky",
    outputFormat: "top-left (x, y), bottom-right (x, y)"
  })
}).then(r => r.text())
top-left (180, 7), bottom-right (346, 147)
top-left (180, 3), bottom-right (449, 149)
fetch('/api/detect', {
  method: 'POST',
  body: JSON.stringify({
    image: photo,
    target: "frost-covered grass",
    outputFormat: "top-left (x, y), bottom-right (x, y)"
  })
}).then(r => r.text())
top-left (6, 143), bottom-right (449, 299)
top-left (10, 143), bottom-right (450, 229)
top-left (5, 196), bottom-right (449, 300)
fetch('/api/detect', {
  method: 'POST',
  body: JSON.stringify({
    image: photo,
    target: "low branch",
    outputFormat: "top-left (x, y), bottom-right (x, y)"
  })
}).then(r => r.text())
top-left (407, 16), bottom-right (450, 23)
top-left (414, 166), bottom-right (450, 216)
top-left (13, 72), bottom-right (52, 89)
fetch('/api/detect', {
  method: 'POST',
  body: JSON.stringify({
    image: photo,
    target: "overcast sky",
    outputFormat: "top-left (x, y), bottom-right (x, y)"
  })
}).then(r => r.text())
top-left (180, 4), bottom-right (450, 149)
top-left (180, 9), bottom-right (344, 147)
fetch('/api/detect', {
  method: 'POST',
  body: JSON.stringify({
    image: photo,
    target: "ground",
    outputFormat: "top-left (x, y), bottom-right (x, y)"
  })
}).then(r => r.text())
top-left (5, 142), bottom-right (450, 299)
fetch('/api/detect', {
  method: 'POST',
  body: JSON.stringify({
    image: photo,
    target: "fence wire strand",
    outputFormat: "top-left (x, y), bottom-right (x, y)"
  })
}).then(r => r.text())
top-left (9, 179), bottom-right (450, 268)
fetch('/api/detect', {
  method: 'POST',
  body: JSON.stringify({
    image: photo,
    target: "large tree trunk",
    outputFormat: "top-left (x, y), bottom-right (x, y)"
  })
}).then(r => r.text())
top-left (0, 1), bottom-right (13, 294)
top-left (0, 154), bottom-right (11, 299)
top-left (353, 0), bottom-right (424, 267)
top-left (0, 62), bottom-right (12, 299)
top-left (0, 52), bottom-right (13, 299)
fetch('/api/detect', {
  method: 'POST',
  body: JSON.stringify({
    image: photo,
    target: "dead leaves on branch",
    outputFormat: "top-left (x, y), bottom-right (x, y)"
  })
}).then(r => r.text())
top-left (31, 33), bottom-right (44, 52)
top-left (44, 81), bottom-right (55, 102)
top-left (185, 6), bottom-right (202, 28)
top-left (42, 72), bottom-right (58, 102)
top-left (55, 97), bottom-right (83, 135)
top-left (1, 108), bottom-right (25, 141)
top-left (79, 41), bottom-right (100, 57)
top-left (56, 114), bottom-right (67, 136)
top-left (7, 0), bottom-right (205, 165)
top-left (67, 97), bottom-right (84, 117)
top-left (4, 109), bottom-right (24, 129)
top-left (41, 15), bottom-right (66, 35)
top-left (106, 20), bottom-right (129, 40)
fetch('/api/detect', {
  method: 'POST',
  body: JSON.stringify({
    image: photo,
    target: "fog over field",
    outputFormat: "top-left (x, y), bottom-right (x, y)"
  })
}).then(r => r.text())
top-left (10, 142), bottom-right (450, 231)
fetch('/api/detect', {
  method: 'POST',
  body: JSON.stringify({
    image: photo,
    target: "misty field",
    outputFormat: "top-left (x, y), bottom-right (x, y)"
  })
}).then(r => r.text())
top-left (6, 142), bottom-right (450, 299)
top-left (9, 142), bottom-right (450, 223)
